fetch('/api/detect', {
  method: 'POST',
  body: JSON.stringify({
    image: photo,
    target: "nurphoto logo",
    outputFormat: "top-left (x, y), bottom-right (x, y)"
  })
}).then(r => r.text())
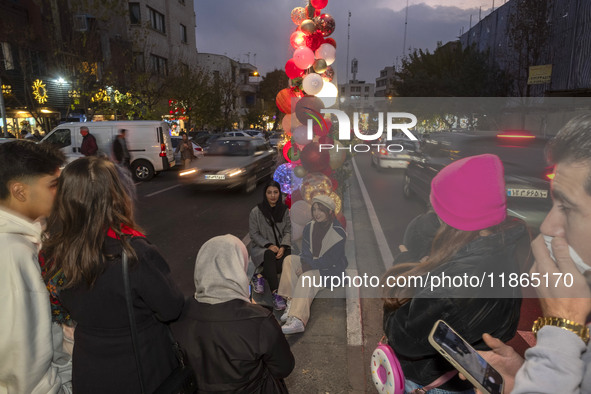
top-left (305, 108), bottom-right (418, 152)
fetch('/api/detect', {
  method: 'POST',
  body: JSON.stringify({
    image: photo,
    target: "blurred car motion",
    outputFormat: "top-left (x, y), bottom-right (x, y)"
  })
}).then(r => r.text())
top-left (403, 130), bottom-right (553, 229)
top-left (179, 137), bottom-right (276, 193)
top-left (370, 136), bottom-right (421, 170)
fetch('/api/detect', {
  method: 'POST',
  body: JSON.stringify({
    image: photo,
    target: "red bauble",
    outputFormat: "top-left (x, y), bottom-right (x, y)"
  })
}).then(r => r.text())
top-left (300, 142), bottom-right (330, 173)
top-left (324, 38), bottom-right (337, 48)
top-left (311, 0), bottom-right (328, 9)
top-left (285, 59), bottom-right (305, 79)
top-left (321, 167), bottom-right (333, 177)
top-left (285, 194), bottom-right (292, 208)
top-left (305, 5), bottom-right (321, 18)
top-left (318, 135), bottom-right (334, 145)
top-left (313, 119), bottom-right (332, 137)
top-left (331, 178), bottom-right (339, 190)
top-left (336, 212), bottom-right (347, 229)
top-left (276, 88), bottom-right (300, 114)
top-left (292, 189), bottom-right (303, 203)
top-left (305, 32), bottom-right (324, 52)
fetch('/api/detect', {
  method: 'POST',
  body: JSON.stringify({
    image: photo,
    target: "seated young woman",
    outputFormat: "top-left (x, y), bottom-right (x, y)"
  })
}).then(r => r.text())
top-left (171, 234), bottom-right (295, 393)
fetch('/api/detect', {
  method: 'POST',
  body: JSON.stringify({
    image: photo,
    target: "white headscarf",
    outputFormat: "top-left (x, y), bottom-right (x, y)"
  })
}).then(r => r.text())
top-left (194, 234), bottom-right (250, 304)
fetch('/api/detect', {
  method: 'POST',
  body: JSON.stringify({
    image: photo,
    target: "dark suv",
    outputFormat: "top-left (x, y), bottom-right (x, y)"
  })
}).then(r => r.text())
top-left (403, 130), bottom-right (553, 229)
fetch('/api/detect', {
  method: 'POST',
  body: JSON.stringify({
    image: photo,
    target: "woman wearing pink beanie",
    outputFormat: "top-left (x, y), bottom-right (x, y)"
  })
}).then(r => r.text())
top-left (383, 154), bottom-right (526, 393)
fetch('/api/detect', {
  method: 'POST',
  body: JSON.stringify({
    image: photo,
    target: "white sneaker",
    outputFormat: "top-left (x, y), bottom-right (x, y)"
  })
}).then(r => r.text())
top-left (280, 299), bottom-right (292, 323)
top-left (282, 316), bottom-right (305, 334)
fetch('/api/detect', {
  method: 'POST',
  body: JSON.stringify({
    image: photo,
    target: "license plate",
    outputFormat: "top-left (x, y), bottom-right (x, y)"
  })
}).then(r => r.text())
top-left (205, 174), bottom-right (225, 180)
top-left (507, 188), bottom-right (548, 198)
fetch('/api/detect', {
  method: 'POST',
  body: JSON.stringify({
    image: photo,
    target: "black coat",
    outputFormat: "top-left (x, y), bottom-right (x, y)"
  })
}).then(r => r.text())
top-left (384, 222), bottom-right (525, 391)
top-left (59, 236), bottom-right (185, 394)
top-left (171, 298), bottom-right (295, 393)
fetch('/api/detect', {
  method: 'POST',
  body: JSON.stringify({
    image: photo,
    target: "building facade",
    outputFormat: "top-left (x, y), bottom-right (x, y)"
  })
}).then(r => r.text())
top-left (0, 0), bottom-right (200, 135)
top-left (459, 0), bottom-right (591, 96)
top-left (374, 66), bottom-right (397, 97)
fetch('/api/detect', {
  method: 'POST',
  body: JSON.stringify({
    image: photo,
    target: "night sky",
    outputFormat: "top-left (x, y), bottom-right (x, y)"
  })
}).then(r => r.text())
top-left (193, 0), bottom-right (503, 83)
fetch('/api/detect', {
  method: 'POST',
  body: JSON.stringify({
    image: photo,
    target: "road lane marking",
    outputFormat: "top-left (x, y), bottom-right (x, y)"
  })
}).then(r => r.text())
top-left (508, 209), bottom-right (527, 219)
top-left (352, 157), bottom-right (394, 270)
top-left (145, 184), bottom-right (181, 198)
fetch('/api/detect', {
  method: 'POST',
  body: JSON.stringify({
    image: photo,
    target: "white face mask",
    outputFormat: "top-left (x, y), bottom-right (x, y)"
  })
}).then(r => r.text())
top-left (543, 235), bottom-right (591, 274)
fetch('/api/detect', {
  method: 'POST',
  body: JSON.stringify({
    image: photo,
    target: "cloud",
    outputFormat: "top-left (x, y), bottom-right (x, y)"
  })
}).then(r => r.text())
top-left (194, 0), bottom-right (496, 84)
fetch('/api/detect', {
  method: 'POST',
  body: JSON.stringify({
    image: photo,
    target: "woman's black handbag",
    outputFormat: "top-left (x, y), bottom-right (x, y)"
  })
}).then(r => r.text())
top-left (122, 250), bottom-right (198, 394)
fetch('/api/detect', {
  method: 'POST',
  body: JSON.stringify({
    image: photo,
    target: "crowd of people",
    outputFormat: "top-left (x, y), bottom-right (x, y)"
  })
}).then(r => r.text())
top-left (1, 112), bottom-right (590, 393)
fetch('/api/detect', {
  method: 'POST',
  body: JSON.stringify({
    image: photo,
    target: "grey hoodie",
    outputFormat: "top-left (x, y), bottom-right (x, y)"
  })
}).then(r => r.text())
top-left (0, 208), bottom-right (72, 393)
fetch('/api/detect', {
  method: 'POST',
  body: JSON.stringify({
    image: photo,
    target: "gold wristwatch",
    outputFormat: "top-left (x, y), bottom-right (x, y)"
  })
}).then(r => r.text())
top-left (532, 317), bottom-right (590, 344)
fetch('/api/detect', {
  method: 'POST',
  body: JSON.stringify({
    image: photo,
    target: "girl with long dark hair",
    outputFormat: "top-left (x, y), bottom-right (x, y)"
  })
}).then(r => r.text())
top-left (42, 157), bottom-right (184, 393)
top-left (248, 180), bottom-right (291, 310)
top-left (383, 154), bottom-right (525, 393)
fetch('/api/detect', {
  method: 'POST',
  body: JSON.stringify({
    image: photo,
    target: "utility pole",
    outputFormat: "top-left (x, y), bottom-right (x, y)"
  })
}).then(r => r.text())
top-left (346, 10), bottom-right (351, 83)
top-left (479, 6), bottom-right (482, 21)
top-left (469, 14), bottom-right (472, 30)
top-left (402, 0), bottom-right (409, 58)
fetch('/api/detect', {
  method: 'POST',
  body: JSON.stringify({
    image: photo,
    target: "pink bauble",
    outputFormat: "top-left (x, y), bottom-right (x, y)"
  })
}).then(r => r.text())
top-left (293, 47), bottom-right (315, 70)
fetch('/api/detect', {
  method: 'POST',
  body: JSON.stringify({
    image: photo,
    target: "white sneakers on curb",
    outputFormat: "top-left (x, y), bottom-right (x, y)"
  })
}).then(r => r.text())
top-left (282, 316), bottom-right (305, 334)
top-left (280, 299), bottom-right (292, 323)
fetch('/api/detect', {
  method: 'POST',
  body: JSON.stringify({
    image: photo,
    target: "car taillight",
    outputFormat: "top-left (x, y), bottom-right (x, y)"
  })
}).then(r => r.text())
top-left (195, 147), bottom-right (202, 152)
top-left (380, 148), bottom-right (388, 156)
top-left (497, 130), bottom-right (536, 147)
top-left (159, 143), bottom-right (166, 157)
top-left (544, 166), bottom-right (555, 181)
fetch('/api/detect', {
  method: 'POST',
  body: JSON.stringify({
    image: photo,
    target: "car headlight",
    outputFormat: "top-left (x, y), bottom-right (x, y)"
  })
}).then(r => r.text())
top-left (219, 168), bottom-right (246, 177)
top-left (179, 169), bottom-right (198, 177)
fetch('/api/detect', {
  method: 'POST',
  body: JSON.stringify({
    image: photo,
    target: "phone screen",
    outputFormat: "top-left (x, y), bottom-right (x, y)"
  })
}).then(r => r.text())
top-left (431, 321), bottom-right (503, 394)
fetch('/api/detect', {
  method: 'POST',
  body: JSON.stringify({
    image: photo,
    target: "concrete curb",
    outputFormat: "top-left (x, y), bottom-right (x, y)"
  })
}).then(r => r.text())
top-left (343, 183), bottom-right (363, 347)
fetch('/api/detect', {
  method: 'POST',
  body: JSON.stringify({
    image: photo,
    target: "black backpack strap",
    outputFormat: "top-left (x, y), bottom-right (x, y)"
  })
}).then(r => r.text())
top-left (122, 250), bottom-right (146, 394)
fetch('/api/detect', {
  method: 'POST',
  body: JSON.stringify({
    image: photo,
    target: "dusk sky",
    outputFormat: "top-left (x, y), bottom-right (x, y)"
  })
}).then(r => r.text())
top-left (194, 0), bottom-right (507, 84)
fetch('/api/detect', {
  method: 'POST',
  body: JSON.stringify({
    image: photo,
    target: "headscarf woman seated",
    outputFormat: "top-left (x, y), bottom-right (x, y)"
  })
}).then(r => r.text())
top-left (171, 234), bottom-right (295, 393)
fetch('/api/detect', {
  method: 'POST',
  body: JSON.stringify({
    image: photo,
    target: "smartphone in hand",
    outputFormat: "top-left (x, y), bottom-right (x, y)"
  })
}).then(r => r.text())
top-left (428, 320), bottom-right (504, 394)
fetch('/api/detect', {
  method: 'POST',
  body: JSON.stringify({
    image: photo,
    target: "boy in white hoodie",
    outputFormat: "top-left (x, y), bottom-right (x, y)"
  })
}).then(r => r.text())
top-left (0, 140), bottom-right (72, 393)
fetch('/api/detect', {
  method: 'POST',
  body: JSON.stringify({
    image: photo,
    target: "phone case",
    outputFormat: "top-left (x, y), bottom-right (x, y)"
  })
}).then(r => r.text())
top-left (428, 319), bottom-right (504, 394)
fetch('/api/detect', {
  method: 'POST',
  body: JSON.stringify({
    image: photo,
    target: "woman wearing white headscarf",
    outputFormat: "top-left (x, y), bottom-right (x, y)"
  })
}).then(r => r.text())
top-left (171, 234), bottom-right (295, 393)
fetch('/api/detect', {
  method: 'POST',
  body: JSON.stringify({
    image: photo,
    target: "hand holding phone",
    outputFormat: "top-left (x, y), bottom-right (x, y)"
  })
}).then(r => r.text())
top-left (428, 320), bottom-right (504, 394)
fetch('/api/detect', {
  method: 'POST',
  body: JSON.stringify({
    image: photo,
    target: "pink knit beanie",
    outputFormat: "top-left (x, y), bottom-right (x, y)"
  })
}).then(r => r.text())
top-left (430, 154), bottom-right (506, 231)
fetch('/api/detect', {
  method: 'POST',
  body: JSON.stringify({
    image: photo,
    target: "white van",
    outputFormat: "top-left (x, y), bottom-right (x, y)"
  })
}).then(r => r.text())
top-left (41, 121), bottom-right (175, 181)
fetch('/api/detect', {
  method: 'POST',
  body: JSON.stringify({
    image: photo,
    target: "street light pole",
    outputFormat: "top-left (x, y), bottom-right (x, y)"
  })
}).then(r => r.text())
top-left (0, 75), bottom-right (7, 137)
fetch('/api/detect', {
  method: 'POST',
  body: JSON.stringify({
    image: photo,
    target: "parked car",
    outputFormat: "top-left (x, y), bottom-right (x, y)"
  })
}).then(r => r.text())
top-left (189, 130), bottom-right (211, 145)
top-left (0, 138), bottom-right (14, 144)
top-left (40, 121), bottom-right (175, 181)
top-left (244, 130), bottom-right (265, 139)
top-left (224, 131), bottom-right (254, 138)
top-left (370, 136), bottom-right (420, 170)
top-left (171, 136), bottom-right (204, 164)
top-left (179, 137), bottom-right (276, 193)
top-left (403, 130), bottom-right (552, 228)
top-left (268, 132), bottom-right (284, 148)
